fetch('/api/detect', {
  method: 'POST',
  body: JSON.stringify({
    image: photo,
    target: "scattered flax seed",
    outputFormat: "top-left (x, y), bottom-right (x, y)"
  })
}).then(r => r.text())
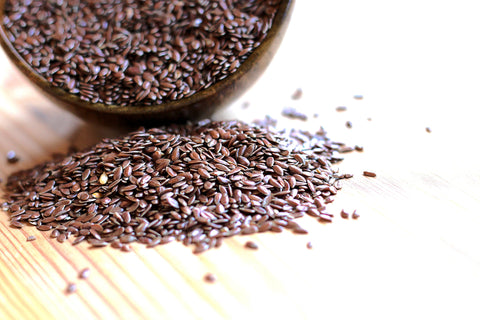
top-left (245, 241), bottom-right (259, 250)
top-left (282, 107), bottom-right (308, 121)
top-left (65, 283), bottom-right (77, 294)
top-left (291, 88), bottom-right (303, 100)
top-left (26, 235), bottom-right (36, 241)
top-left (354, 145), bottom-right (364, 152)
top-left (340, 209), bottom-right (349, 219)
top-left (79, 268), bottom-right (91, 280)
top-left (6, 150), bottom-right (19, 164)
top-left (204, 273), bottom-right (217, 283)
top-left (336, 106), bottom-right (347, 112)
top-left (306, 242), bottom-right (313, 249)
top-left (426, 127), bottom-right (432, 133)
top-left (353, 95), bottom-right (364, 100)
top-left (345, 121), bottom-right (353, 129)
top-left (338, 146), bottom-right (354, 153)
top-left (363, 171), bottom-right (376, 178)
top-left (352, 210), bottom-right (360, 219)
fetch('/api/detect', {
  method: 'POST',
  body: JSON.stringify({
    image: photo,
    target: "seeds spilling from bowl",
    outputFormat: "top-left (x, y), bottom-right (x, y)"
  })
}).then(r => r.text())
top-left (2, 0), bottom-right (281, 106)
top-left (3, 119), bottom-right (351, 253)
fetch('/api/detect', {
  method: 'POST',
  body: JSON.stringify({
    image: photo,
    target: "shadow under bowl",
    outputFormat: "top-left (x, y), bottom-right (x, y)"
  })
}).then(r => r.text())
top-left (0, 0), bottom-right (295, 127)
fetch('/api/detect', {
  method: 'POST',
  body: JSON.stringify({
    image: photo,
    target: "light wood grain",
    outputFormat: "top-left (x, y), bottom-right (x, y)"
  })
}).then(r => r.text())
top-left (1, 1), bottom-right (480, 319)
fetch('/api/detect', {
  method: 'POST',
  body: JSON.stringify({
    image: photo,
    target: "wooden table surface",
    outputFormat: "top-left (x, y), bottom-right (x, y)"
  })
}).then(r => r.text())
top-left (1, 1), bottom-right (480, 319)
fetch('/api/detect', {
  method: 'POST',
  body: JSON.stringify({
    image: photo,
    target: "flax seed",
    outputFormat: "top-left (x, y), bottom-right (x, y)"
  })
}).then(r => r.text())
top-left (2, 119), bottom-right (351, 254)
top-left (291, 88), bottom-right (303, 100)
top-left (352, 210), bottom-right (360, 219)
top-left (79, 268), bottom-right (91, 280)
top-left (3, 0), bottom-right (281, 107)
top-left (65, 283), bottom-right (77, 294)
top-left (363, 171), bottom-right (376, 178)
top-left (245, 241), bottom-right (259, 250)
top-left (204, 273), bottom-right (217, 283)
top-left (6, 150), bottom-right (19, 164)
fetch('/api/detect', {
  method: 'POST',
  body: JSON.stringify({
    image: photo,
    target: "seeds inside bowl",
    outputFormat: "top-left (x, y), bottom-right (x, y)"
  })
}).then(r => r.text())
top-left (2, 0), bottom-right (281, 106)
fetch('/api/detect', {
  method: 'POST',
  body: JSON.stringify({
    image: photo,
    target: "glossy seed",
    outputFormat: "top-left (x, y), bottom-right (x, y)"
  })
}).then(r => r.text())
top-left (363, 171), bottom-right (376, 178)
top-left (65, 283), bottom-right (77, 294)
top-left (204, 273), bottom-right (217, 283)
top-left (99, 172), bottom-right (108, 185)
top-left (79, 268), bottom-right (91, 279)
top-left (244, 240), bottom-right (259, 250)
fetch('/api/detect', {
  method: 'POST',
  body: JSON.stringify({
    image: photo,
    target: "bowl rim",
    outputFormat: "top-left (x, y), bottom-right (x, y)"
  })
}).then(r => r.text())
top-left (0, 0), bottom-right (294, 116)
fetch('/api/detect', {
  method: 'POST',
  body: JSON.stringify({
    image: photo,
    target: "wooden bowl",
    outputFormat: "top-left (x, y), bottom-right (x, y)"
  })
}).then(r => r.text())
top-left (0, 0), bottom-right (295, 127)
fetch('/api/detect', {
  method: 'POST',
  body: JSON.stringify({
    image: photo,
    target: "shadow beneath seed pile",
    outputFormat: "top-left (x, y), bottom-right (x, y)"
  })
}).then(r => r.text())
top-left (67, 123), bottom-right (132, 152)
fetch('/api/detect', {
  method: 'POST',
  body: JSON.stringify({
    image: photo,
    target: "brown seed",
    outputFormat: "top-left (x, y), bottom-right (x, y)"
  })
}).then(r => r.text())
top-left (37, 225), bottom-right (52, 231)
top-left (273, 165), bottom-right (284, 176)
top-left (306, 241), bottom-right (313, 249)
top-left (352, 210), bottom-right (360, 219)
top-left (363, 171), bottom-right (376, 178)
top-left (282, 107), bottom-right (308, 121)
top-left (241, 226), bottom-right (258, 235)
top-left (193, 243), bottom-right (209, 254)
top-left (203, 273), bottom-right (217, 283)
top-left (123, 243), bottom-right (134, 251)
top-left (65, 283), bottom-right (77, 294)
top-left (338, 146), bottom-right (354, 153)
top-left (340, 209), bottom-right (349, 219)
top-left (319, 214), bottom-right (333, 223)
top-left (244, 240), bottom-right (259, 250)
top-left (79, 268), bottom-right (91, 280)
top-left (10, 221), bottom-right (23, 228)
top-left (293, 227), bottom-right (309, 234)
top-left (78, 192), bottom-right (89, 201)
top-left (89, 239), bottom-right (108, 247)
top-left (291, 88), bottom-right (303, 100)
top-left (257, 185), bottom-right (270, 196)
top-left (6, 150), bottom-right (19, 164)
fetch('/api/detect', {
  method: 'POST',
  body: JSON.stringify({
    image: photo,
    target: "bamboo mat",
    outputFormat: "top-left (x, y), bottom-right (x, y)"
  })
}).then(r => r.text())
top-left (1, 1), bottom-right (480, 319)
